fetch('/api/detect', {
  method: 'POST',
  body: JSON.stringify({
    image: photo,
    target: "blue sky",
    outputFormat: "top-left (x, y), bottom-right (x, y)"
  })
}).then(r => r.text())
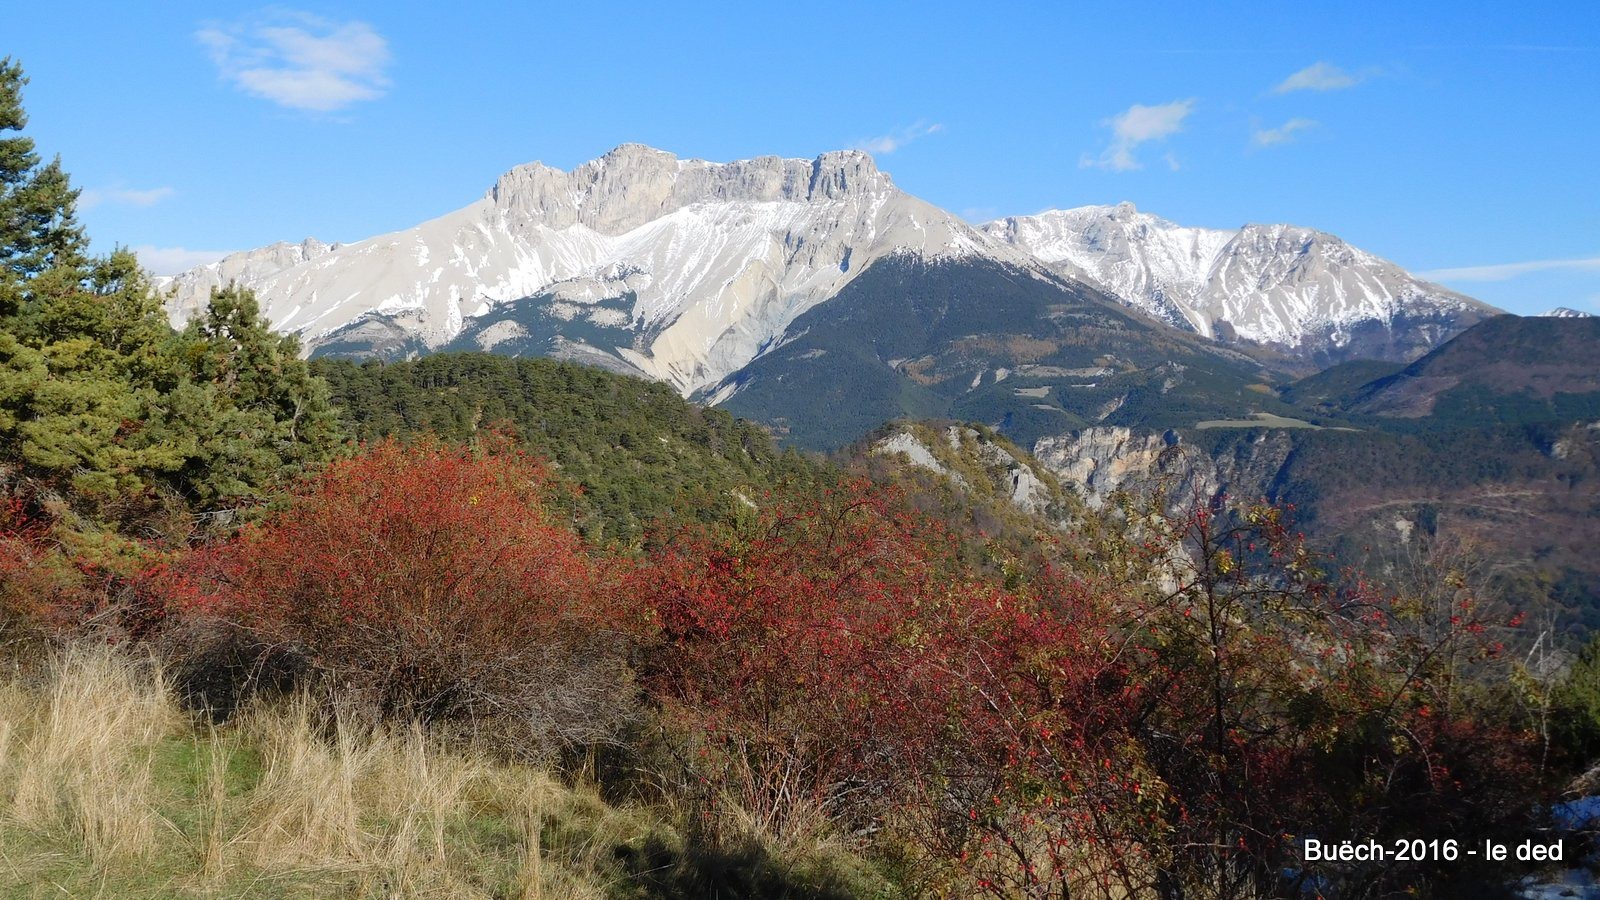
top-left (8, 1), bottom-right (1598, 314)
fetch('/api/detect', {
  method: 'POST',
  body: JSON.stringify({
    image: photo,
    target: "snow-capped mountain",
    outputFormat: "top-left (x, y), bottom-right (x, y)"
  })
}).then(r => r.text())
top-left (980, 203), bottom-right (1231, 330)
top-left (1542, 307), bottom-right (1595, 318)
top-left (160, 144), bottom-right (1013, 394)
top-left (162, 148), bottom-right (1499, 395)
top-left (982, 203), bottom-right (1498, 363)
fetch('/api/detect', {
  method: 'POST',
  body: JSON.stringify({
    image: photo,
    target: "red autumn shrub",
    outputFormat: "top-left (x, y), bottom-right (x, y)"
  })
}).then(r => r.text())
top-left (1, 499), bottom-right (61, 638)
top-left (0, 497), bottom-right (104, 642)
top-left (926, 564), bottom-right (1160, 900)
top-left (636, 479), bottom-right (1014, 837)
top-left (155, 438), bottom-right (636, 754)
top-left (635, 480), bottom-right (1166, 896)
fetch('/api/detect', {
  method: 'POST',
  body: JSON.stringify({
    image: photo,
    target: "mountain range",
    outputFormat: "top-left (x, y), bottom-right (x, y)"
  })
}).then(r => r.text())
top-left (155, 144), bottom-right (1600, 628)
top-left (160, 145), bottom-right (1499, 416)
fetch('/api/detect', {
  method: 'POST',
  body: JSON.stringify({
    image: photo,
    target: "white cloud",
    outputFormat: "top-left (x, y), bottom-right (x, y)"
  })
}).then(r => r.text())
top-left (1274, 61), bottom-right (1360, 94)
top-left (79, 186), bottom-right (175, 210)
top-left (1252, 118), bottom-right (1318, 147)
top-left (1419, 256), bottom-right (1600, 282)
top-left (1081, 100), bottom-right (1194, 172)
top-left (198, 11), bottom-right (392, 112)
top-left (851, 121), bottom-right (944, 155)
top-left (132, 245), bottom-right (236, 276)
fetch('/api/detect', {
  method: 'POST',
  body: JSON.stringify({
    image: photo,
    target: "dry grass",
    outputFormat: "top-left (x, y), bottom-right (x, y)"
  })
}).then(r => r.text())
top-left (197, 734), bottom-right (228, 881)
top-left (0, 643), bottom-right (663, 898)
top-left (0, 642), bottom-right (894, 898)
top-left (516, 784), bottom-right (546, 900)
top-left (229, 698), bottom-right (497, 893)
top-left (1, 644), bottom-right (177, 866)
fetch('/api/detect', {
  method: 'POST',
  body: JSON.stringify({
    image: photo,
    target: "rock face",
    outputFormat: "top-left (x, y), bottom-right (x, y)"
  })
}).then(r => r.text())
top-left (1032, 426), bottom-right (1300, 512)
top-left (1033, 427), bottom-right (1204, 508)
top-left (486, 145), bottom-right (892, 232)
top-left (983, 203), bottom-right (1498, 364)
top-left (159, 144), bottom-right (1011, 395)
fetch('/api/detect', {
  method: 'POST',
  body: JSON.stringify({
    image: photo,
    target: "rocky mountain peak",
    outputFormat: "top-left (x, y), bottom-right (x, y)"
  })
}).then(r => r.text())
top-left (1230, 222), bottom-right (1335, 253)
top-left (487, 145), bottom-right (894, 235)
top-left (1218, 224), bottom-right (1361, 276)
top-left (806, 149), bottom-right (886, 200)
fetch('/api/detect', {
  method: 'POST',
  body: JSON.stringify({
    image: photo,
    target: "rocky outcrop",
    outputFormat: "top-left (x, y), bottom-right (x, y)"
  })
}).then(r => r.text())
top-left (875, 431), bottom-right (961, 485)
top-left (952, 425), bottom-right (1056, 515)
top-left (873, 424), bottom-right (1061, 518)
top-left (1032, 426), bottom-right (1299, 511)
top-left (487, 145), bottom-right (895, 234)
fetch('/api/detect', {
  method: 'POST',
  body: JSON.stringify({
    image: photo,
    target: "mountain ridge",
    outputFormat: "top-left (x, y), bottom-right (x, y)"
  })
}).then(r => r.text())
top-left (981, 202), bottom-right (1499, 365)
top-left (158, 144), bottom-right (1500, 413)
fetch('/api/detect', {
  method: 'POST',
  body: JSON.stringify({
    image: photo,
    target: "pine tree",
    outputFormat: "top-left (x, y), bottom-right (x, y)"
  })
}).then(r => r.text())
top-left (0, 59), bottom-right (338, 542)
top-left (158, 284), bottom-right (339, 511)
top-left (0, 252), bottom-right (182, 512)
top-left (0, 58), bottom-right (85, 284)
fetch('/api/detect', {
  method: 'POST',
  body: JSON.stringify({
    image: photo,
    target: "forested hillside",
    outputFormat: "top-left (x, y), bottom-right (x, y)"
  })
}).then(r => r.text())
top-left (1294, 314), bottom-right (1600, 427)
top-left (714, 254), bottom-right (1299, 450)
top-left (313, 353), bottom-right (822, 542)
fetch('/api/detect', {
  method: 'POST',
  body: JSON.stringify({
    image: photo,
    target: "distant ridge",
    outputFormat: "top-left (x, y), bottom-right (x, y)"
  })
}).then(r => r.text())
top-left (982, 202), bottom-right (1498, 365)
top-left (1340, 314), bottom-right (1600, 422)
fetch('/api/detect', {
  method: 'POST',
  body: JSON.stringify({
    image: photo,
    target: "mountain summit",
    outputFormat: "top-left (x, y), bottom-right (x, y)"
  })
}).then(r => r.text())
top-left (982, 203), bottom-right (1498, 365)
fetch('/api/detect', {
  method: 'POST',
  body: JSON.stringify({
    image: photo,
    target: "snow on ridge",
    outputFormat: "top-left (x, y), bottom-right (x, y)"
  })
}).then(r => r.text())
top-left (983, 204), bottom-right (1499, 351)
